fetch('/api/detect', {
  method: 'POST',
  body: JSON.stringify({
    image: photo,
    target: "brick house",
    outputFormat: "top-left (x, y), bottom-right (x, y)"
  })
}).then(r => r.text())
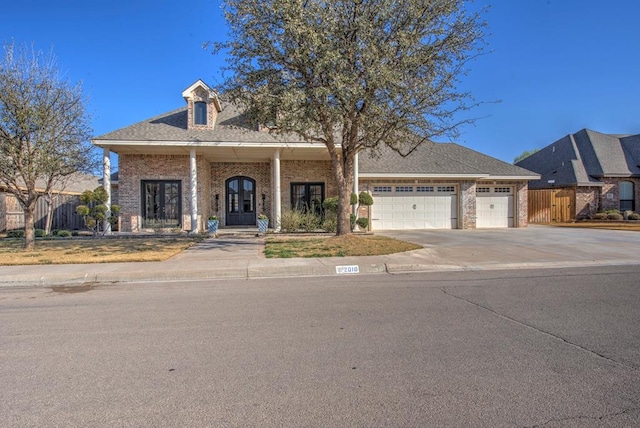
top-left (516, 129), bottom-right (640, 219)
top-left (92, 80), bottom-right (538, 232)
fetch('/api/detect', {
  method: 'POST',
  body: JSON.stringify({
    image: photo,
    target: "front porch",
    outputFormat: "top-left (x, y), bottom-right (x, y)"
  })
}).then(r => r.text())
top-left (100, 147), bottom-right (357, 234)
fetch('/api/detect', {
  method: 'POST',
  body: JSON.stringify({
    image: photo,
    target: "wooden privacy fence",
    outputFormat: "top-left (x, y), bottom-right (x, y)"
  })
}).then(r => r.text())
top-left (528, 189), bottom-right (574, 223)
top-left (1, 193), bottom-right (85, 232)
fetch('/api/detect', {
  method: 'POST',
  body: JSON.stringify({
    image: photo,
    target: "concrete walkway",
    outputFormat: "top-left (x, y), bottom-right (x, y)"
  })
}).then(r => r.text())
top-left (1, 225), bottom-right (639, 287)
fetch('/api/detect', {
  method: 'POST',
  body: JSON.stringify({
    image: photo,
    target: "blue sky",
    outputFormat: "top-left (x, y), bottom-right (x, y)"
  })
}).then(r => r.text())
top-left (2, 0), bottom-right (639, 167)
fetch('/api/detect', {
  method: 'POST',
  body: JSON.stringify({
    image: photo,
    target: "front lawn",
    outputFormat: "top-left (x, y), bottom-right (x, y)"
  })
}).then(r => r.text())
top-left (552, 221), bottom-right (640, 232)
top-left (0, 237), bottom-right (201, 265)
top-left (264, 235), bottom-right (421, 258)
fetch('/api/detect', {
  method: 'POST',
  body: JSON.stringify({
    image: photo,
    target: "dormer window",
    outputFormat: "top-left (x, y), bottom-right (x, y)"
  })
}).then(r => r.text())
top-left (194, 102), bottom-right (207, 125)
top-left (182, 80), bottom-right (221, 130)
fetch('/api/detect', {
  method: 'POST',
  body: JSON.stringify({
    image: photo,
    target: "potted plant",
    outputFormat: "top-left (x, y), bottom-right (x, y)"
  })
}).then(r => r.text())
top-left (207, 215), bottom-right (219, 234)
top-left (257, 214), bottom-right (269, 233)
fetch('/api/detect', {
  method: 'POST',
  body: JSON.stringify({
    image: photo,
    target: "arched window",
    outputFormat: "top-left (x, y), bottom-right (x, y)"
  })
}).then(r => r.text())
top-left (194, 101), bottom-right (207, 125)
top-left (620, 181), bottom-right (634, 211)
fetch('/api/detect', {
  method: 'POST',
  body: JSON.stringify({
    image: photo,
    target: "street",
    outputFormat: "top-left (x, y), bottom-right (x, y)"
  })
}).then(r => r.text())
top-left (2, 266), bottom-right (640, 427)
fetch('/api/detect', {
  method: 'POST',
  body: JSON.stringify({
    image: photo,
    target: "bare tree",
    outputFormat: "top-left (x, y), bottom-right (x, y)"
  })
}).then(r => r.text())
top-left (213, 0), bottom-right (487, 235)
top-left (0, 42), bottom-right (96, 249)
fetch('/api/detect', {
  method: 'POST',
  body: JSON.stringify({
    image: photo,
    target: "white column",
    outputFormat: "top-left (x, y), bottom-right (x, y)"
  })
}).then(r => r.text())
top-left (190, 148), bottom-right (198, 233)
top-left (103, 147), bottom-right (112, 235)
top-left (352, 152), bottom-right (359, 215)
top-left (274, 149), bottom-right (281, 231)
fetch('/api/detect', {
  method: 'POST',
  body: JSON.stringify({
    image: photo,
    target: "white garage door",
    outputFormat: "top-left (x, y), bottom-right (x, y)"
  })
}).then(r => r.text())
top-left (371, 185), bottom-right (457, 230)
top-left (476, 186), bottom-right (514, 228)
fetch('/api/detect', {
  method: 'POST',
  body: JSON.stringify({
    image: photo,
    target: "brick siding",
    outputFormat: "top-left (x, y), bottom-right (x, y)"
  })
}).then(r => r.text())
top-left (119, 154), bottom-right (211, 232)
top-left (210, 162), bottom-right (271, 227)
top-left (117, 154), bottom-right (531, 232)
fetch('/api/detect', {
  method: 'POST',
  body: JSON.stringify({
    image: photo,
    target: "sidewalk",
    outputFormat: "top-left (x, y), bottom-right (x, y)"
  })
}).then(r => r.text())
top-left (1, 226), bottom-right (639, 287)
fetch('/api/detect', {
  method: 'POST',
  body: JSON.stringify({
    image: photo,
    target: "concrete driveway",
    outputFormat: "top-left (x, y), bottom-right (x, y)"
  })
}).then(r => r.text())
top-left (376, 225), bottom-right (640, 269)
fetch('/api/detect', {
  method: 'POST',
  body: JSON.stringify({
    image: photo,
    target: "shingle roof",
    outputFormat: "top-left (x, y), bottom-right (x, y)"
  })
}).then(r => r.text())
top-left (95, 100), bottom-right (537, 178)
top-left (516, 129), bottom-right (640, 188)
top-left (360, 143), bottom-right (538, 177)
top-left (30, 173), bottom-right (100, 194)
top-left (94, 103), bottom-right (307, 144)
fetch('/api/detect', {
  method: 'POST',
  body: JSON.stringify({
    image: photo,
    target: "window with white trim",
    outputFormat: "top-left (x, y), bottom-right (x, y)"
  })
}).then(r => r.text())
top-left (194, 101), bottom-right (207, 125)
top-left (476, 187), bottom-right (490, 193)
top-left (373, 186), bottom-right (392, 193)
top-left (494, 187), bottom-right (512, 193)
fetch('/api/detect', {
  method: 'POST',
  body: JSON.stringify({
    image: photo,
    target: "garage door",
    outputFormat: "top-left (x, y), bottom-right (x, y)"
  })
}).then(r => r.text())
top-left (476, 186), bottom-right (514, 228)
top-left (371, 185), bottom-right (457, 230)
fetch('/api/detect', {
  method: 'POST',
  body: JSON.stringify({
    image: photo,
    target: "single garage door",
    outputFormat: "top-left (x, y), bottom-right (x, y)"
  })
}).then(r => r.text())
top-left (476, 186), bottom-right (514, 228)
top-left (371, 185), bottom-right (457, 230)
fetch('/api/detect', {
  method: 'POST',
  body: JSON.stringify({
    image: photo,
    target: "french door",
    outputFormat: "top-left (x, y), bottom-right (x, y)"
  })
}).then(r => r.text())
top-left (142, 180), bottom-right (181, 228)
top-left (226, 176), bottom-right (256, 226)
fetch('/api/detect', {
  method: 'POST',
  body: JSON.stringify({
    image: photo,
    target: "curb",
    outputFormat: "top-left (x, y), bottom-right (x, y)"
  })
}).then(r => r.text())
top-left (2, 259), bottom-right (640, 289)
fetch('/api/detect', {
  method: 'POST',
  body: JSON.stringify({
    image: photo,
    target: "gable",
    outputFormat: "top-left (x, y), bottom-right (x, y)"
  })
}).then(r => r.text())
top-left (516, 128), bottom-right (640, 188)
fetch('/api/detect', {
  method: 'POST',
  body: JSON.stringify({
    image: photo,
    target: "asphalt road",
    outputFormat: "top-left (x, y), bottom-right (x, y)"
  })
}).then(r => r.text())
top-left (2, 266), bottom-right (640, 427)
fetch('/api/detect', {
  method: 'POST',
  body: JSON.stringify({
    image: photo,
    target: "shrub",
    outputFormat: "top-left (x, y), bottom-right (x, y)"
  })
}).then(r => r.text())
top-left (356, 217), bottom-right (369, 230)
top-left (35, 229), bottom-right (46, 238)
top-left (300, 211), bottom-right (322, 232)
top-left (7, 229), bottom-right (24, 238)
top-left (592, 212), bottom-right (608, 220)
top-left (71, 231), bottom-right (79, 236)
top-left (322, 216), bottom-right (337, 233)
top-left (76, 187), bottom-right (120, 235)
top-left (322, 196), bottom-right (338, 213)
top-left (607, 212), bottom-right (623, 221)
top-left (280, 210), bottom-right (303, 233)
top-left (358, 191), bottom-right (374, 206)
top-left (628, 212), bottom-right (640, 220)
top-left (57, 230), bottom-right (72, 237)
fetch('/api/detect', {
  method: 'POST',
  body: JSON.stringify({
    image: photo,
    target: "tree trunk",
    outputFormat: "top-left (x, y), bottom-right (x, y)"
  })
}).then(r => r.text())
top-left (23, 204), bottom-right (36, 251)
top-left (335, 151), bottom-right (355, 236)
top-left (44, 193), bottom-right (54, 236)
top-left (336, 185), bottom-right (353, 235)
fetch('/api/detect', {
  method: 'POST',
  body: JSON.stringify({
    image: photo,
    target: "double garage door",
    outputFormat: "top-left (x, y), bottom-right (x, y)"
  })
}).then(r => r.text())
top-left (370, 185), bottom-right (514, 230)
top-left (371, 185), bottom-right (458, 230)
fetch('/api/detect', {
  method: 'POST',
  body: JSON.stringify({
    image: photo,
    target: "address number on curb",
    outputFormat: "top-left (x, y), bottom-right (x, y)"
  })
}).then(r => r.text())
top-left (336, 265), bottom-right (360, 274)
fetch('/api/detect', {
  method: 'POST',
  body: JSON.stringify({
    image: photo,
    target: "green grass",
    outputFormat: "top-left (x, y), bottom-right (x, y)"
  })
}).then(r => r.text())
top-left (264, 235), bottom-right (421, 258)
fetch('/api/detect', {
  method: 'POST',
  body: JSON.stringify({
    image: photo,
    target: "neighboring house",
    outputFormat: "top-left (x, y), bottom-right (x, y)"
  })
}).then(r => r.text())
top-left (91, 80), bottom-right (538, 232)
top-left (0, 173), bottom-right (100, 232)
top-left (516, 129), bottom-right (640, 221)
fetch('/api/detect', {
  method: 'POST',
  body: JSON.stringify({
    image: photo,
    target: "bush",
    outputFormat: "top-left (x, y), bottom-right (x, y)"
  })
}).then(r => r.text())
top-left (35, 229), bottom-right (45, 237)
top-left (57, 230), bottom-right (72, 237)
top-left (280, 210), bottom-right (303, 233)
top-left (592, 212), bottom-right (608, 220)
top-left (358, 191), bottom-right (374, 206)
top-left (607, 212), bottom-right (624, 221)
top-left (628, 212), bottom-right (640, 220)
top-left (300, 211), bottom-right (322, 232)
top-left (71, 230), bottom-right (79, 236)
top-left (322, 196), bottom-right (338, 213)
top-left (322, 216), bottom-right (337, 233)
top-left (7, 229), bottom-right (24, 238)
top-left (356, 217), bottom-right (369, 230)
